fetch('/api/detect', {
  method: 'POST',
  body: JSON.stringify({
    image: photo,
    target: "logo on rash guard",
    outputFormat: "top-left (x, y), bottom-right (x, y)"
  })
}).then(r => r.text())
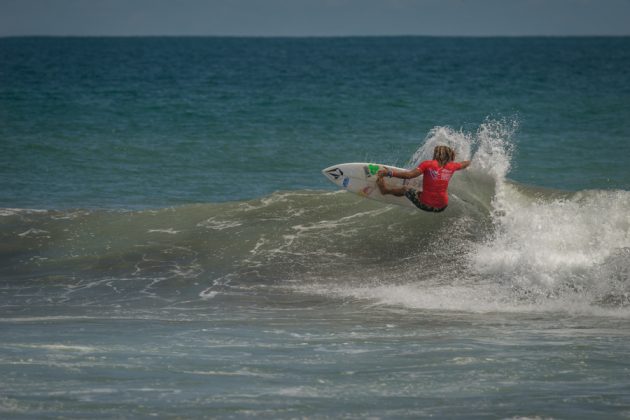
top-left (429, 168), bottom-right (454, 181)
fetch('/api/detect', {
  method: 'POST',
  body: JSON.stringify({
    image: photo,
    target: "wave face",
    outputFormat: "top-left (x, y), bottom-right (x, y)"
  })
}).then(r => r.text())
top-left (2, 121), bottom-right (629, 316)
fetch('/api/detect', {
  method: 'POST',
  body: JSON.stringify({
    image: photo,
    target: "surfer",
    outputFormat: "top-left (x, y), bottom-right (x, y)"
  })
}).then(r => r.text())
top-left (376, 145), bottom-right (470, 212)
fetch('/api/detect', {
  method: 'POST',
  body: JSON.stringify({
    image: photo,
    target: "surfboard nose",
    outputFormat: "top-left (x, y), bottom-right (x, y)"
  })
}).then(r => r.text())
top-left (322, 165), bottom-right (345, 184)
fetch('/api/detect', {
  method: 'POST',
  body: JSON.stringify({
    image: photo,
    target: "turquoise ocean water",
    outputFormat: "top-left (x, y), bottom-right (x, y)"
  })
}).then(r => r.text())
top-left (1, 37), bottom-right (630, 418)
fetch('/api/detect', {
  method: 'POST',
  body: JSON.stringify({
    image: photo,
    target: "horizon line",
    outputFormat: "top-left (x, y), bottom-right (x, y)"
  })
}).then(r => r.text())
top-left (2, 34), bottom-right (630, 39)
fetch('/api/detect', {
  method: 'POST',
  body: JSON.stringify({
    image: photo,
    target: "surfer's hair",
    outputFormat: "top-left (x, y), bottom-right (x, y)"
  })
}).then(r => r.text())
top-left (433, 146), bottom-right (456, 167)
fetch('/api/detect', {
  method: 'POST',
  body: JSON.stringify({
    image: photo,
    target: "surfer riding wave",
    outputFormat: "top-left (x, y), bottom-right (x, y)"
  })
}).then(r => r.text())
top-left (377, 145), bottom-right (471, 212)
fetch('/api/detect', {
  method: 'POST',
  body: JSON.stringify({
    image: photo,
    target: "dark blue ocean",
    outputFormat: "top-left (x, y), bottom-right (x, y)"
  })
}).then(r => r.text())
top-left (1, 37), bottom-right (629, 418)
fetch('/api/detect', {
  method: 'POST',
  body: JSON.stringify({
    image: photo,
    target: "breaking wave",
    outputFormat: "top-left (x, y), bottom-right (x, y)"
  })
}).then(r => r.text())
top-left (1, 119), bottom-right (629, 316)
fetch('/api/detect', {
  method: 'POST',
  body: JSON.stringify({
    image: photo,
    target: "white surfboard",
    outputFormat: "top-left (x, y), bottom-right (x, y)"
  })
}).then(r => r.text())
top-left (322, 162), bottom-right (423, 210)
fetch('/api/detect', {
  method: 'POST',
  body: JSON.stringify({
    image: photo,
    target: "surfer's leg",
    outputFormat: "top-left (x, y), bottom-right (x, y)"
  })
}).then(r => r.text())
top-left (376, 175), bottom-right (406, 196)
top-left (405, 190), bottom-right (447, 212)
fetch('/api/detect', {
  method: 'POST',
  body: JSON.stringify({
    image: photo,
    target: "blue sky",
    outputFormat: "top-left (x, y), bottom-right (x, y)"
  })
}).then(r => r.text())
top-left (1, 0), bottom-right (629, 36)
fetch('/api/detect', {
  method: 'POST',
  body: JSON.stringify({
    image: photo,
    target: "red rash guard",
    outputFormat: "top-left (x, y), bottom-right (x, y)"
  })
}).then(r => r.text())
top-left (417, 160), bottom-right (463, 208)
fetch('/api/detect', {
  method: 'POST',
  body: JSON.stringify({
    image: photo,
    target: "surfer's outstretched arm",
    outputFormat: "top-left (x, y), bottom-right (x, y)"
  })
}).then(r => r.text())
top-left (377, 167), bottom-right (422, 180)
top-left (459, 160), bottom-right (471, 169)
top-left (375, 167), bottom-right (422, 196)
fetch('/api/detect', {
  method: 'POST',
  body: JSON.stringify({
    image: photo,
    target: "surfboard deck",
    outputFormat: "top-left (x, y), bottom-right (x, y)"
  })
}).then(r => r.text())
top-left (322, 162), bottom-right (422, 210)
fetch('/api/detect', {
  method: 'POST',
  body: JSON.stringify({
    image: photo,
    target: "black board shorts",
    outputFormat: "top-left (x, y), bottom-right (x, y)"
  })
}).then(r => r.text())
top-left (404, 189), bottom-right (447, 213)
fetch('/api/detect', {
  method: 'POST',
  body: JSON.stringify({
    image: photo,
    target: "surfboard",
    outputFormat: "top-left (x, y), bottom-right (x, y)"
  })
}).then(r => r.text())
top-left (322, 162), bottom-right (423, 210)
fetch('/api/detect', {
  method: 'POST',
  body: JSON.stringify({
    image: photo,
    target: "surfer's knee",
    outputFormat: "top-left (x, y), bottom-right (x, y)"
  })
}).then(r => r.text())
top-left (376, 175), bottom-right (388, 193)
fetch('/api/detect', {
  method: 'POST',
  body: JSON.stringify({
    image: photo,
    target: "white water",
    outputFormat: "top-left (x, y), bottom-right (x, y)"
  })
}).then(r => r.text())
top-left (297, 119), bottom-right (630, 317)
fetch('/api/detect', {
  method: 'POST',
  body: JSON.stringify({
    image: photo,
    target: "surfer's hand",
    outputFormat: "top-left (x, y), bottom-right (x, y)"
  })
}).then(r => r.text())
top-left (378, 168), bottom-right (394, 178)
